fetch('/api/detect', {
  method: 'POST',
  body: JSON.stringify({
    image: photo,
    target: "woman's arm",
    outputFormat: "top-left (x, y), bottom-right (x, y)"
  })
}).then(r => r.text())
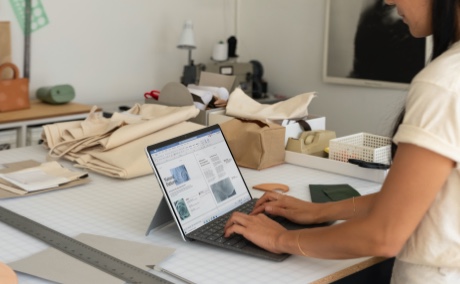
top-left (250, 189), bottom-right (378, 224)
top-left (226, 143), bottom-right (454, 258)
top-left (316, 192), bottom-right (377, 222)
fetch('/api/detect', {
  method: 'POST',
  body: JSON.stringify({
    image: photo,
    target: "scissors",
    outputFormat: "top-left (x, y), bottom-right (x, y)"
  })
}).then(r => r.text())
top-left (144, 90), bottom-right (160, 100)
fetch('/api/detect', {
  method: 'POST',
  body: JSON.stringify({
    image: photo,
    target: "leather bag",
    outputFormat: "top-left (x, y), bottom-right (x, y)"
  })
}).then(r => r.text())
top-left (0, 62), bottom-right (30, 112)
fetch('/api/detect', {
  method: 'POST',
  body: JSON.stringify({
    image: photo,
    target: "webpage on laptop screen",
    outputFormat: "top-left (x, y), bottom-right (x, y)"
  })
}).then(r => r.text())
top-left (149, 129), bottom-right (251, 235)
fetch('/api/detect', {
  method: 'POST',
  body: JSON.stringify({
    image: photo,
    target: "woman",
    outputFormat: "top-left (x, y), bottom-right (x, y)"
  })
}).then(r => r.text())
top-left (224, 0), bottom-right (460, 282)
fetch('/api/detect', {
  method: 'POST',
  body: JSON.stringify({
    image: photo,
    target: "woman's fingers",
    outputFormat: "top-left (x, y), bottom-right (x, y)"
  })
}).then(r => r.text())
top-left (224, 212), bottom-right (248, 231)
top-left (254, 192), bottom-right (283, 208)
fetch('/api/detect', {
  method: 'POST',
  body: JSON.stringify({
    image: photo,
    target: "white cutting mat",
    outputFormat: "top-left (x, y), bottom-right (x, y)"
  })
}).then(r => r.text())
top-left (0, 146), bottom-right (381, 284)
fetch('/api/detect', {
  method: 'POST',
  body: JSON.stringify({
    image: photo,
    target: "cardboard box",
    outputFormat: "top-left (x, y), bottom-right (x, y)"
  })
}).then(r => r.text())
top-left (0, 22), bottom-right (13, 79)
top-left (208, 110), bottom-right (326, 144)
top-left (145, 72), bottom-right (235, 125)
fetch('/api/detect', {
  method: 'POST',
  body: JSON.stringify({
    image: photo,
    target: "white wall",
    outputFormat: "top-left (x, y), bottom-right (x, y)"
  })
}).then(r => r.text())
top-left (0, 0), bottom-right (236, 105)
top-left (236, 0), bottom-right (407, 137)
top-left (1, 0), bottom-right (408, 137)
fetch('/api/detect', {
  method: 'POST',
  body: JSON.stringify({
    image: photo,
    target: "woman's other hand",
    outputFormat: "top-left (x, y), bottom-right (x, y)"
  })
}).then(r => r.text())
top-left (251, 192), bottom-right (324, 224)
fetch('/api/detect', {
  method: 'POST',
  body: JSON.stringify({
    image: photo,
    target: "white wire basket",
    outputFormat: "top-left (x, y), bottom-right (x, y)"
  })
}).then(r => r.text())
top-left (328, 133), bottom-right (392, 165)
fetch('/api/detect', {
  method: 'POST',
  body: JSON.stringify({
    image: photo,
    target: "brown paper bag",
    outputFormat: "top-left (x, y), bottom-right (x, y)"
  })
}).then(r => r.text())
top-left (0, 22), bottom-right (12, 79)
top-left (0, 63), bottom-right (30, 112)
top-left (220, 118), bottom-right (286, 170)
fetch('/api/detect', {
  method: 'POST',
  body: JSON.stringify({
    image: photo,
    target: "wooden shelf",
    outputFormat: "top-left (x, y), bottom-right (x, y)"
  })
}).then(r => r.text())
top-left (0, 100), bottom-right (100, 148)
top-left (0, 100), bottom-right (98, 124)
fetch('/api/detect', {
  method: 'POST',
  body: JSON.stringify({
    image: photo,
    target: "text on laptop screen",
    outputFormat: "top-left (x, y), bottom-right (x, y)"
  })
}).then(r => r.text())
top-left (148, 127), bottom-right (251, 235)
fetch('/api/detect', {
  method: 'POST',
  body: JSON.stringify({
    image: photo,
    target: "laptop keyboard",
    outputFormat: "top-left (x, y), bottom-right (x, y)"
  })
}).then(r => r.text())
top-left (188, 200), bottom-right (254, 245)
top-left (187, 199), bottom-right (291, 261)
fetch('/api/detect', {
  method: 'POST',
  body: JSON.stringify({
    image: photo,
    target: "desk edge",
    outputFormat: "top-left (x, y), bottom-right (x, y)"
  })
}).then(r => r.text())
top-left (310, 257), bottom-right (388, 284)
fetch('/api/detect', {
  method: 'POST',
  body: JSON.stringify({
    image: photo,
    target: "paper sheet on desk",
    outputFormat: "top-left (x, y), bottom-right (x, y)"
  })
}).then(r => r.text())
top-left (0, 161), bottom-right (86, 192)
top-left (8, 233), bottom-right (175, 284)
top-left (0, 160), bottom-right (90, 199)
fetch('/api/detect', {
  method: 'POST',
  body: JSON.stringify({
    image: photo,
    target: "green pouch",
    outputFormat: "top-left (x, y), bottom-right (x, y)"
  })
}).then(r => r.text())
top-left (309, 184), bottom-right (361, 203)
top-left (36, 84), bottom-right (75, 104)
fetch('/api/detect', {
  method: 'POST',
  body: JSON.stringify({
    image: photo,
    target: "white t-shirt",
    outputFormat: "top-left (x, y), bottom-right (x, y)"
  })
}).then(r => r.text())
top-left (393, 41), bottom-right (460, 271)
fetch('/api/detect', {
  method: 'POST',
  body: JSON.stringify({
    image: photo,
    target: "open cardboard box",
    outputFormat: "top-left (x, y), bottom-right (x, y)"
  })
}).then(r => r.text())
top-left (208, 109), bottom-right (326, 145)
top-left (145, 72), bottom-right (236, 125)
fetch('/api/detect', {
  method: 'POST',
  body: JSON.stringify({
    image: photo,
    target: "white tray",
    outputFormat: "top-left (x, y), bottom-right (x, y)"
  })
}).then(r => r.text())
top-left (284, 150), bottom-right (388, 183)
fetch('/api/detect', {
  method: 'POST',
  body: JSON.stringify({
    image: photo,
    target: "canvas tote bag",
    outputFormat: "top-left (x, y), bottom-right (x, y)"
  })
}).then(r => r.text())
top-left (42, 103), bottom-right (201, 179)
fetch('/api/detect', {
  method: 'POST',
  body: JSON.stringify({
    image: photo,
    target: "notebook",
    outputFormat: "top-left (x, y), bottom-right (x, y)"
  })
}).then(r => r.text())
top-left (145, 124), bottom-right (322, 262)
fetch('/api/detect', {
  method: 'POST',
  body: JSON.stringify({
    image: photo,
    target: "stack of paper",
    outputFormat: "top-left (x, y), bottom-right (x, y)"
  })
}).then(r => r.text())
top-left (0, 160), bottom-right (88, 196)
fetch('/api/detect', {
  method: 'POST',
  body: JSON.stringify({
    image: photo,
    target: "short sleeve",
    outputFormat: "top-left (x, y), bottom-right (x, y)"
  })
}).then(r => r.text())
top-left (393, 81), bottom-right (460, 165)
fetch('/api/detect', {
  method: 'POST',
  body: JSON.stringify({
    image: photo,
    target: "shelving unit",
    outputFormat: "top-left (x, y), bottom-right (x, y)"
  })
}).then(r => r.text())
top-left (0, 100), bottom-right (99, 148)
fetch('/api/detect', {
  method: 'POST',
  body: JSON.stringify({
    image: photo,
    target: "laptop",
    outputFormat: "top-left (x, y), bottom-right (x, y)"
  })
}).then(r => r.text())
top-left (145, 124), bottom-right (324, 261)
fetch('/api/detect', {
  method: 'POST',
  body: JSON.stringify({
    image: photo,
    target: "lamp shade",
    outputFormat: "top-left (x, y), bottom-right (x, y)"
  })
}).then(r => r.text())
top-left (177, 20), bottom-right (196, 49)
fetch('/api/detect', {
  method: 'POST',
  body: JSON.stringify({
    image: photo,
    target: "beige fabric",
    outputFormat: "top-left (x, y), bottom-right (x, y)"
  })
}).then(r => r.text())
top-left (74, 122), bottom-right (204, 179)
top-left (42, 104), bottom-right (201, 179)
top-left (43, 106), bottom-right (125, 158)
top-left (225, 88), bottom-right (316, 122)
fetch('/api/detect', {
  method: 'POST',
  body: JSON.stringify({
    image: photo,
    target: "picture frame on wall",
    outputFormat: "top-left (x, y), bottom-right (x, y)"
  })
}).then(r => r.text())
top-left (323, 0), bottom-right (430, 90)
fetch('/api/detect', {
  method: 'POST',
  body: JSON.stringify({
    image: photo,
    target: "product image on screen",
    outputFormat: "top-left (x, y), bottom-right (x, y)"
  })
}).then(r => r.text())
top-left (170, 165), bottom-right (190, 185)
top-left (174, 198), bottom-right (191, 220)
top-left (210, 177), bottom-right (236, 203)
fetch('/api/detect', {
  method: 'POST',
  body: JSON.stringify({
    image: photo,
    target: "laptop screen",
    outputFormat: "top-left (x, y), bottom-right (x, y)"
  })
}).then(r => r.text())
top-left (146, 125), bottom-right (252, 235)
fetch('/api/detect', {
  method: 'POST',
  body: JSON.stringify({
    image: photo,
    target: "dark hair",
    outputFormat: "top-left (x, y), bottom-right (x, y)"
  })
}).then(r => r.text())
top-left (391, 0), bottom-right (459, 158)
top-left (432, 0), bottom-right (459, 58)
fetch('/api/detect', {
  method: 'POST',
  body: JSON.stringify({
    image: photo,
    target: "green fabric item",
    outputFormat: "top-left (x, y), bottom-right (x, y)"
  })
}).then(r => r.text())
top-left (309, 184), bottom-right (361, 203)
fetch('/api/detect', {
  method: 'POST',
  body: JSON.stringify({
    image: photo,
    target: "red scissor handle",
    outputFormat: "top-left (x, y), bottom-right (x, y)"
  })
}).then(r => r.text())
top-left (144, 90), bottom-right (160, 100)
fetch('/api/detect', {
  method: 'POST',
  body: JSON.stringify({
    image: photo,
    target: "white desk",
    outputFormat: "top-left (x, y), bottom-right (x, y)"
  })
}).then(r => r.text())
top-left (0, 146), bottom-right (383, 284)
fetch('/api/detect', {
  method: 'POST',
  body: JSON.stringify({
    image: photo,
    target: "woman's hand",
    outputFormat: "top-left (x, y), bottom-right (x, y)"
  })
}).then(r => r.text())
top-left (251, 192), bottom-right (324, 224)
top-left (224, 212), bottom-right (287, 253)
